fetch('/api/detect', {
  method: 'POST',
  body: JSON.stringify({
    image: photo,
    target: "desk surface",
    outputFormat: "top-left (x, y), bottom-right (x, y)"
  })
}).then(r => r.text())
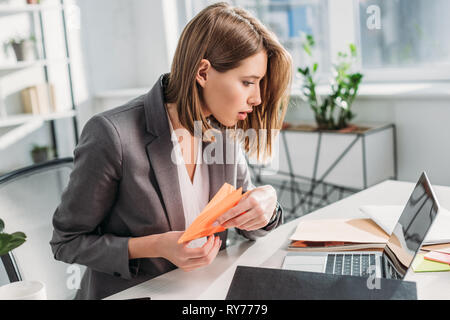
top-left (106, 180), bottom-right (450, 300)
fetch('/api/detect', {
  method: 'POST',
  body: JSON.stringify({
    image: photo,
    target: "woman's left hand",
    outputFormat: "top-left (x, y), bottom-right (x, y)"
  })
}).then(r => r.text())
top-left (214, 185), bottom-right (277, 231)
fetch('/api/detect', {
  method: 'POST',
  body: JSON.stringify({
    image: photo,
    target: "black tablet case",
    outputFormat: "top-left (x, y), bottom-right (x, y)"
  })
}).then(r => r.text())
top-left (226, 266), bottom-right (417, 300)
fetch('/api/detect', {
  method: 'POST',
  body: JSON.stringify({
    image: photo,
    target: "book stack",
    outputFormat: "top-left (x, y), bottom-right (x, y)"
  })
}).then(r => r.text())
top-left (288, 206), bottom-right (450, 254)
top-left (20, 83), bottom-right (57, 115)
top-left (288, 218), bottom-right (389, 252)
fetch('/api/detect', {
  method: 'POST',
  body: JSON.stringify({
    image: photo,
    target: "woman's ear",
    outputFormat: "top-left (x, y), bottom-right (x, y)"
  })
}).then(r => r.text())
top-left (196, 59), bottom-right (211, 88)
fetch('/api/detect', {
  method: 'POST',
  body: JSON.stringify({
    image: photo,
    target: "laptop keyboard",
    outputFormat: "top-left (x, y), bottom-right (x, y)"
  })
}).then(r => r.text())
top-left (325, 254), bottom-right (377, 276)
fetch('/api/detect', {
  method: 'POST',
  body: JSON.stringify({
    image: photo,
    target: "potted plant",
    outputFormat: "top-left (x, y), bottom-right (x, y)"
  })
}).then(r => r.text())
top-left (4, 35), bottom-right (37, 62)
top-left (273, 37), bottom-right (395, 193)
top-left (0, 218), bottom-right (26, 257)
top-left (298, 34), bottom-right (363, 131)
top-left (31, 144), bottom-right (50, 164)
top-left (0, 219), bottom-right (47, 300)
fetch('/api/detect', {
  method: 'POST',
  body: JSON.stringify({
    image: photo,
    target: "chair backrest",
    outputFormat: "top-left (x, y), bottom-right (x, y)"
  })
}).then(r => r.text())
top-left (0, 158), bottom-right (85, 300)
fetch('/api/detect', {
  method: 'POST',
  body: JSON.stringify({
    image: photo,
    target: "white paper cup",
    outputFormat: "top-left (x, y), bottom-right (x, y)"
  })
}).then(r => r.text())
top-left (0, 281), bottom-right (47, 300)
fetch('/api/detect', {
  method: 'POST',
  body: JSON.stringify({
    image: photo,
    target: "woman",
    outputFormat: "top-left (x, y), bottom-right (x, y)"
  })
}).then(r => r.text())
top-left (50, 2), bottom-right (292, 300)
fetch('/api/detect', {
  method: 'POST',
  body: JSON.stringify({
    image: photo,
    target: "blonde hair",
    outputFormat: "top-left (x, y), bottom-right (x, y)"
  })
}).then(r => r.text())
top-left (165, 2), bottom-right (292, 162)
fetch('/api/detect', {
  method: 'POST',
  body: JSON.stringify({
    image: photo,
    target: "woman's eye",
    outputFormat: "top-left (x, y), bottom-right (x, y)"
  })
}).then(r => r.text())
top-left (243, 81), bottom-right (254, 86)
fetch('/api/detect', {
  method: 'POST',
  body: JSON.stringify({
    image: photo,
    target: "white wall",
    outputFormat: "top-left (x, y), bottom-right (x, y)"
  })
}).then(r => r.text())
top-left (76, 0), bottom-right (137, 93)
top-left (77, 0), bottom-right (175, 125)
top-left (285, 95), bottom-right (450, 187)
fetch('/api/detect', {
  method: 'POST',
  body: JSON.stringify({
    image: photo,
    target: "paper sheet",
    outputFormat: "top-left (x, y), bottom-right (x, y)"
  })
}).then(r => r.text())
top-left (289, 218), bottom-right (389, 244)
top-left (359, 205), bottom-right (450, 245)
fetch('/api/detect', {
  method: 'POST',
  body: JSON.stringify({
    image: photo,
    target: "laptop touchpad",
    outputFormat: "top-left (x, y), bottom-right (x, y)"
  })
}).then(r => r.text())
top-left (283, 256), bottom-right (326, 273)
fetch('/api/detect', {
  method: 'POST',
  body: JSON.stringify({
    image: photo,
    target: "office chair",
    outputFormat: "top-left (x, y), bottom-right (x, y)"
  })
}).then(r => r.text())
top-left (0, 158), bottom-right (85, 299)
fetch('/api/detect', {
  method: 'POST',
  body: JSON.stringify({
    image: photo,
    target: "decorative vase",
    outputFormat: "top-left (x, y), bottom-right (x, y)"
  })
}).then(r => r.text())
top-left (31, 148), bottom-right (49, 164)
top-left (11, 40), bottom-right (36, 62)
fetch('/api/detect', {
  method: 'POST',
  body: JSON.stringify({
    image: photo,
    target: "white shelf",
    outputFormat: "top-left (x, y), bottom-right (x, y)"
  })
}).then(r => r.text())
top-left (0, 4), bottom-right (64, 16)
top-left (0, 110), bottom-right (76, 128)
top-left (0, 118), bottom-right (44, 150)
top-left (0, 59), bottom-right (70, 76)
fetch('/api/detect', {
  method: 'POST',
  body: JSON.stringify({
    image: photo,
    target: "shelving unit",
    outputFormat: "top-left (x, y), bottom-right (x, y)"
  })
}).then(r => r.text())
top-left (0, 58), bottom-right (70, 76)
top-left (0, 0), bottom-right (78, 158)
top-left (0, 110), bottom-right (76, 127)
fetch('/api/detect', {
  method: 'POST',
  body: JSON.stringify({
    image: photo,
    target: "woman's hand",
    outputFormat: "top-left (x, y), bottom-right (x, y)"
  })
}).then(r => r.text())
top-left (214, 185), bottom-right (277, 231)
top-left (157, 231), bottom-right (222, 272)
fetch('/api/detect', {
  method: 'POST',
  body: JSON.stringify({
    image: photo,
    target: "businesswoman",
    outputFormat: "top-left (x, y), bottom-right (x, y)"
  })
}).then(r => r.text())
top-left (50, 2), bottom-right (292, 300)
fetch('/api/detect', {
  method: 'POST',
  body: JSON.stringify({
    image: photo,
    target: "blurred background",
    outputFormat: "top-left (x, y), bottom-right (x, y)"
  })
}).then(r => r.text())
top-left (0, 0), bottom-right (449, 184)
top-left (0, 0), bottom-right (449, 299)
top-left (1, 0), bottom-right (449, 222)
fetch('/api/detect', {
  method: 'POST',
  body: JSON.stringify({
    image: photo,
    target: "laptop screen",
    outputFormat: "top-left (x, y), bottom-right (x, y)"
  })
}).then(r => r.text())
top-left (383, 172), bottom-right (440, 278)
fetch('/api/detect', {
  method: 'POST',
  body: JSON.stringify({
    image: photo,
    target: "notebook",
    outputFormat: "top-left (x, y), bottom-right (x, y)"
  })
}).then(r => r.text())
top-left (226, 266), bottom-right (417, 300)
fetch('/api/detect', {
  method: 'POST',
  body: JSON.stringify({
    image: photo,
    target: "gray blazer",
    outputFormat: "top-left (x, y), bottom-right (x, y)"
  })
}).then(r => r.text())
top-left (50, 73), bottom-right (283, 300)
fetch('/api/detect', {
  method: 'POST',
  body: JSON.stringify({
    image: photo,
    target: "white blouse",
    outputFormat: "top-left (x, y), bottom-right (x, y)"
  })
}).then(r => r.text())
top-left (166, 108), bottom-right (209, 248)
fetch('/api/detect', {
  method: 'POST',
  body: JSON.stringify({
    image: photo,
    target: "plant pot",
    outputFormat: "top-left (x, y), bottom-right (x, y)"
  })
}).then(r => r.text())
top-left (11, 40), bottom-right (36, 62)
top-left (315, 116), bottom-right (351, 131)
top-left (0, 280), bottom-right (47, 300)
top-left (26, 0), bottom-right (41, 4)
top-left (31, 149), bottom-right (49, 164)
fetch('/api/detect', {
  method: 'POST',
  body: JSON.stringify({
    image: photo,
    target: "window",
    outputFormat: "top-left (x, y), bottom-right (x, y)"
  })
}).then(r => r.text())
top-left (356, 0), bottom-right (450, 81)
top-left (358, 0), bottom-right (450, 69)
top-left (189, 0), bottom-right (450, 83)
top-left (189, 0), bottom-right (330, 87)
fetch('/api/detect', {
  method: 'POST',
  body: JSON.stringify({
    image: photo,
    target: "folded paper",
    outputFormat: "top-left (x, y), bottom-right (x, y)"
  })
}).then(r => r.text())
top-left (178, 183), bottom-right (249, 244)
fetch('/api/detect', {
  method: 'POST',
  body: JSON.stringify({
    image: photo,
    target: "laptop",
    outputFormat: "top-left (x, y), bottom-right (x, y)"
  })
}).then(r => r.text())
top-left (282, 172), bottom-right (441, 280)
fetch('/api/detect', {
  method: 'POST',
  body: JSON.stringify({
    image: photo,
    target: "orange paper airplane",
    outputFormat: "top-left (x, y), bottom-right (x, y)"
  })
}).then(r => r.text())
top-left (178, 183), bottom-right (250, 244)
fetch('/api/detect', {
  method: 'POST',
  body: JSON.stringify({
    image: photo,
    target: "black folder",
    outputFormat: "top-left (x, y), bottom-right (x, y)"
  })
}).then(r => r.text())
top-left (226, 266), bottom-right (417, 300)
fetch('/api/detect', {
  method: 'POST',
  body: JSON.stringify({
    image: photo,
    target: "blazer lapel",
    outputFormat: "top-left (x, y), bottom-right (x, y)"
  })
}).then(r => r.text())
top-left (203, 123), bottom-right (229, 202)
top-left (143, 73), bottom-right (230, 230)
top-left (144, 74), bottom-right (185, 231)
top-left (205, 141), bottom-right (226, 203)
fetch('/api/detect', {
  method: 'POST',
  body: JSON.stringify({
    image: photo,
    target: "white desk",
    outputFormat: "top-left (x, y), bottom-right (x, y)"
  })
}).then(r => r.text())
top-left (106, 180), bottom-right (450, 300)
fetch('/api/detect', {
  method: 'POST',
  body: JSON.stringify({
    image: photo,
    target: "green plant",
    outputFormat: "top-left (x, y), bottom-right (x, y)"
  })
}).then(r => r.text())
top-left (0, 218), bottom-right (27, 256)
top-left (31, 144), bottom-right (49, 153)
top-left (298, 35), bottom-right (363, 130)
top-left (5, 35), bottom-right (36, 46)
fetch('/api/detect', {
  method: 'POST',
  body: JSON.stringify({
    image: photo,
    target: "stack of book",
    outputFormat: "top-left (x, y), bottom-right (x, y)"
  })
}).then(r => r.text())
top-left (288, 218), bottom-right (389, 252)
top-left (288, 205), bottom-right (450, 254)
top-left (20, 83), bottom-right (57, 115)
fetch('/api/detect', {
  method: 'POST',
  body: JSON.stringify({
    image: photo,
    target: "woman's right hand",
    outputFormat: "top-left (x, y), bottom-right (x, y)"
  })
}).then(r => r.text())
top-left (157, 231), bottom-right (222, 272)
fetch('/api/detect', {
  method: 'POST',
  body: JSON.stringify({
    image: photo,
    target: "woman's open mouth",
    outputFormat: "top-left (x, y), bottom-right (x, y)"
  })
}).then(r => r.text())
top-left (238, 112), bottom-right (247, 120)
